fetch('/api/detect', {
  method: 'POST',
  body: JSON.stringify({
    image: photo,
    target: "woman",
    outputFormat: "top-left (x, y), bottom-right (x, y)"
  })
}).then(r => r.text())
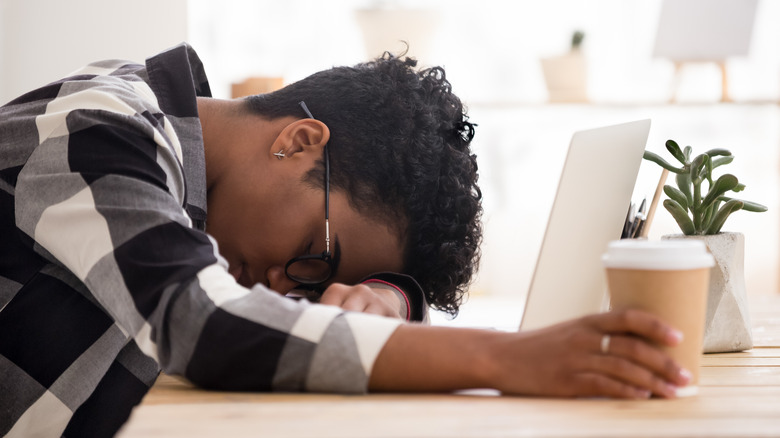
top-left (0, 44), bottom-right (688, 437)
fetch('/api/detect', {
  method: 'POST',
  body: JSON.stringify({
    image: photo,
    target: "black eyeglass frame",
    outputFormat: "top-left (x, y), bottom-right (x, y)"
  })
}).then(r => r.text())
top-left (283, 101), bottom-right (335, 287)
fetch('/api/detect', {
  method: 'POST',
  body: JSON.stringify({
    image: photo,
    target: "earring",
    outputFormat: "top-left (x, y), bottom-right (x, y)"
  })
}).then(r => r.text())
top-left (273, 150), bottom-right (285, 160)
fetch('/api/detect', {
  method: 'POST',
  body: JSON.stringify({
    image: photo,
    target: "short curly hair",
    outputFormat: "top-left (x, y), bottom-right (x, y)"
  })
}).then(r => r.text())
top-left (244, 53), bottom-right (482, 316)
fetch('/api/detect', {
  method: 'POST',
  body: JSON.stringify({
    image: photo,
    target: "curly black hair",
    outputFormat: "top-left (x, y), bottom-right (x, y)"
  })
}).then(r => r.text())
top-left (244, 53), bottom-right (482, 316)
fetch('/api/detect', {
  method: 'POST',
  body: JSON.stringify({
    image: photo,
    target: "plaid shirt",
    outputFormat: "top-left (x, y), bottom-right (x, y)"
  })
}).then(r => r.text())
top-left (0, 44), bottom-right (407, 437)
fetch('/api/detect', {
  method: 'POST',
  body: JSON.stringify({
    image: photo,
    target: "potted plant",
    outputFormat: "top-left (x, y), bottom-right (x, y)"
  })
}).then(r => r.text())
top-left (541, 30), bottom-right (588, 103)
top-left (643, 139), bottom-right (767, 353)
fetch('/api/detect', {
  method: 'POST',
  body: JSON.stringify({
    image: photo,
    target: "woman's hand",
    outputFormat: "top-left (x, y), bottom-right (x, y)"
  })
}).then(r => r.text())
top-left (319, 283), bottom-right (404, 319)
top-left (484, 309), bottom-right (691, 399)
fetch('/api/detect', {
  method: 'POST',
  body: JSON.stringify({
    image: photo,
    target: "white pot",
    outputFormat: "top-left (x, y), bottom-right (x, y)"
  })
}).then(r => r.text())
top-left (540, 51), bottom-right (588, 103)
top-left (662, 232), bottom-right (753, 353)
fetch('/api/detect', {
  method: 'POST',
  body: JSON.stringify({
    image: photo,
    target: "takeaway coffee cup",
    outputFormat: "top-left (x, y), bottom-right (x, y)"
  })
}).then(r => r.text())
top-left (602, 239), bottom-right (714, 397)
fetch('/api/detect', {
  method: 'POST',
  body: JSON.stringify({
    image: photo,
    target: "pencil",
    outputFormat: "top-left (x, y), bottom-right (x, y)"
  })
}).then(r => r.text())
top-left (640, 169), bottom-right (669, 238)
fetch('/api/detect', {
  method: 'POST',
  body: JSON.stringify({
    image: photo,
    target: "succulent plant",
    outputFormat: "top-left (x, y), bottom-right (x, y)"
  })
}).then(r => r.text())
top-left (643, 139), bottom-right (767, 235)
top-left (571, 30), bottom-right (585, 51)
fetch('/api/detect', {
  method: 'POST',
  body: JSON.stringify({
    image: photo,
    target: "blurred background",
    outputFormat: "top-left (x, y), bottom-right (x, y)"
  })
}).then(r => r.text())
top-left (2, 0), bottom-right (778, 326)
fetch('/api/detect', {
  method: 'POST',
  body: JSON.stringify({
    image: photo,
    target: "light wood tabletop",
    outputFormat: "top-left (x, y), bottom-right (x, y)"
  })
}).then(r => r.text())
top-left (118, 294), bottom-right (780, 438)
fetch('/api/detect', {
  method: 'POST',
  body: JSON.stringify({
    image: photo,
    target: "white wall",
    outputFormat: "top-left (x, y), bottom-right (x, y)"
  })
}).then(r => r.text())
top-left (188, 0), bottom-right (780, 103)
top-left (0, 0), bottom-right (188, 104)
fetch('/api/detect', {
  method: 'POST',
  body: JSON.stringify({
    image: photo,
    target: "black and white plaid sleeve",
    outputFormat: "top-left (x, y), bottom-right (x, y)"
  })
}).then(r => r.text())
top-left (0, 44), bottom-right (402, 437)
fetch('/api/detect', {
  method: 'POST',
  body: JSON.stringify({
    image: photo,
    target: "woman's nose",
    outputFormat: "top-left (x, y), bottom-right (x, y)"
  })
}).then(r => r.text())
top-left (265, 265), bottom-right (300, 295)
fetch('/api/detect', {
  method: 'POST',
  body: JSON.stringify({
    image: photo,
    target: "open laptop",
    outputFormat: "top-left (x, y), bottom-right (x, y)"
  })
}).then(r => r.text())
top-left (518, 119), bottom-right (651, 331)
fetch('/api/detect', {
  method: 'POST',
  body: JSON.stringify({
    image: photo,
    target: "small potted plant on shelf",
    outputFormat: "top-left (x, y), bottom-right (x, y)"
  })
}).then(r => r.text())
top-left (643, 139), bottom-right (767, 353)
top-left (540, 30), bottom-right (588, 103)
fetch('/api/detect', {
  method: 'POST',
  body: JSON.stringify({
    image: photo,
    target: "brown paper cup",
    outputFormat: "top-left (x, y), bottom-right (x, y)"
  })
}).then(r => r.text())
top-left (602, 240), bottom-right (714, 397)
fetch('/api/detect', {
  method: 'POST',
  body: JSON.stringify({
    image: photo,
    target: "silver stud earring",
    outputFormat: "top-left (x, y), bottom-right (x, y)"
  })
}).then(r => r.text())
top-left (273, 150), bottom-right (285, 160)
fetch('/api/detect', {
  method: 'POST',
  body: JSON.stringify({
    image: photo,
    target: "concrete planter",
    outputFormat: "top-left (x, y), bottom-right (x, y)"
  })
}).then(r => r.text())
top-left (663, 232), bottom-right (752, 353)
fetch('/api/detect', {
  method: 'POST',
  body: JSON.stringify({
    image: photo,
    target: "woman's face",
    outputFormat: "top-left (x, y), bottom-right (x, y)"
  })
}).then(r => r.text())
top-left (209, 187), bottom-right (405, 294)
top-left (205, 143), bottom-right (404, 294)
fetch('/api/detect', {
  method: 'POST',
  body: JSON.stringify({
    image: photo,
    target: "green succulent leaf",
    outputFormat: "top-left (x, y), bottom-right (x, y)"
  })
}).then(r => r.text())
top-left (702, 203), bottom-right (715, 229)
top-left (737, 200), bottom-right (767, 212)
top-left (643, 151), bottom-right (684, 173)
top-left (690, 154), bottom-right (708, 183)
top-left (703, 199), bottom-right (723, 231)
top-left (701, 174), bottom-right (739, 209)
top-left (663, 199), bottom-right (695, 235)
top-left (705, 199), bottom-right (744, 234)
top-left (693, 182), bottom-right (703, 230)
top-left (712, 156), bottom-right (734, 169)
top-left (683, 146), bottom-right (692, 161)
top-left (703, 154), bottom-right (713, 184)
top-left (663, 185), bottom-right (688, 211)
top-left (665, 139), bottom-right (687, 164)
top-left (718, 196), bottom-right (768, 212)
top-left (733, 183), bottom-right (745, 192)
top-left (676, 171), bottom-right (693, 206)
top-left (705, 148), bottom-right (731, 158)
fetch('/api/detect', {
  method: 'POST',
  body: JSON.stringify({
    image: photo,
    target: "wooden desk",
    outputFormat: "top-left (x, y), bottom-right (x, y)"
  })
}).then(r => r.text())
top-left (118, 295), bottom-right (780, 438)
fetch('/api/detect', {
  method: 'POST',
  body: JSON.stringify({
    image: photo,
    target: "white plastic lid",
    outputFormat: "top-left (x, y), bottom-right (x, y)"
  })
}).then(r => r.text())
top-left (602, 239), bottom-right (715, 270)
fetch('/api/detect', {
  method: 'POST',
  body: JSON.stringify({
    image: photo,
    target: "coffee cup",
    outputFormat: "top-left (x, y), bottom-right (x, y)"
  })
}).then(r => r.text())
top-left (602, 239), bottom-right (714, 397)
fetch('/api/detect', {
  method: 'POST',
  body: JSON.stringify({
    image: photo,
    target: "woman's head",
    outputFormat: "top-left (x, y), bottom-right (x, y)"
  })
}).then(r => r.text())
top-left (245, 53), bottom-right (482, 315)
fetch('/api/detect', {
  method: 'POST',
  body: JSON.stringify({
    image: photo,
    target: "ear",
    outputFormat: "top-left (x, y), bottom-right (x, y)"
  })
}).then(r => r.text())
top-left (271, 118), bottom-right (330, 160)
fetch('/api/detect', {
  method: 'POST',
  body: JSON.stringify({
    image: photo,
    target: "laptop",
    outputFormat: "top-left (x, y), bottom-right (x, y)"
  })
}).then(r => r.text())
top-left (519, 119), bottom-right (651, 331)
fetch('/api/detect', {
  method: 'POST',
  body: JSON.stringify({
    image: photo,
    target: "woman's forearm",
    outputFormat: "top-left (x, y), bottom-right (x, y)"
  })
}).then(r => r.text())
top-left (368, 309), bottom-right (693, 399)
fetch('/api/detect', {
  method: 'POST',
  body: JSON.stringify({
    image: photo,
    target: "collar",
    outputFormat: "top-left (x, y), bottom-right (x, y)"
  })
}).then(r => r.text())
top-left (145, 44), bottom-right (212, 230)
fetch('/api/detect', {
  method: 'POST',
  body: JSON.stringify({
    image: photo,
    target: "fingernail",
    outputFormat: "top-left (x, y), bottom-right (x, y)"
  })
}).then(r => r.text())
top-left (669, 329), bottom-right (684, 344)
top-left (664, 383), bottom-right (679, 398)
top-left (678, 368), bottom-right (693, 384)
top-left (637, 389), bottom-right (652, 399)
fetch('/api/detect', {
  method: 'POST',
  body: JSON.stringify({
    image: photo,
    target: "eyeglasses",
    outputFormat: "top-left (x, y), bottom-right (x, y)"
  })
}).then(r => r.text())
top-left (283, 101), bottom-right (336, 287)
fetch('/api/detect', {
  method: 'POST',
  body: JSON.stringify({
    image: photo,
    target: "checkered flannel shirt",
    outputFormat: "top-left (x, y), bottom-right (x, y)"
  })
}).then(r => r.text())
top-left (0, 44), bottom-right (411, 437)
